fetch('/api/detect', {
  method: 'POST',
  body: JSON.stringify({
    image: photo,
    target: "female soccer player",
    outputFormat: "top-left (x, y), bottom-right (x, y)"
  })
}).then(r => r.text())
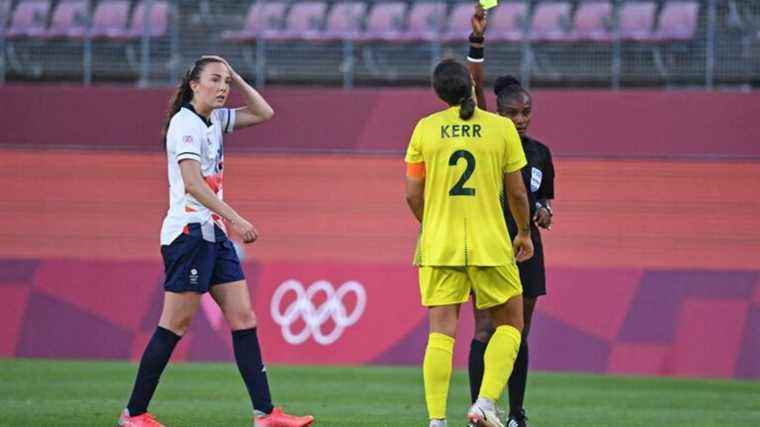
top-left (118, 56), bottom-right (314, 427)
top-left (405, 59), bottom-right (534, 427)
top-left (465, 8), bottom-right (556, 427)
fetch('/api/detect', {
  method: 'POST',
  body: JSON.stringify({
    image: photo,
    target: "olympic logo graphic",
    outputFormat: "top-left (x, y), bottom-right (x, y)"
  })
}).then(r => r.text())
top-left (270, 279), bottom-right (367, 346)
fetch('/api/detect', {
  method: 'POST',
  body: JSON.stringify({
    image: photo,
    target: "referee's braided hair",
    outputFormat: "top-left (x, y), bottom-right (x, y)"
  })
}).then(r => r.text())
top-left (433, 59), bottom-right (475, 121)
top-left (161, 57), bottom-right (224, 146)
top-left (494, 75), bottom-right (531, 114)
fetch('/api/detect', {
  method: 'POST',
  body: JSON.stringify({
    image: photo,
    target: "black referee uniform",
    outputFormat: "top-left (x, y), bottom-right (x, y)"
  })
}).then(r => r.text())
top-left (505, 135), bottom-right (555, 298)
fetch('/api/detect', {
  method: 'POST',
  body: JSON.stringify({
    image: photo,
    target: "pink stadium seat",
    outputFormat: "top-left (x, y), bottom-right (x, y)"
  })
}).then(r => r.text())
top-left (488, 2), bottom-right (528, 42)
top-left (264, 2), bottom-right (327, 41)
top-left (441, 2), bottom-right (477, 42)
top-left (311, 2), bottom-right (366, 41)
top-left (5, 0), bottom-right (51, 39)
top-left (354, 2), bottom-right (407, 42)
top-left (619, 1), bottom-right (656, 41)
top-left (0, 0), bottom-right (12, 30)
top-left (43, 0), bottom-right (88, 39)
top-left (653, 1), bottom-right (699, 41)
top-left (396, 2), bottom-right (447, 42)
top-left (529, 1), bottom-right (572, 42)
top-left (569, 1), bottom-right (612, 42)
top-left (221, 2), bottom-right (287, 43)
top-left (122, 1), bottom-right (170, 40)
top-left (89, 0), bottom-right (130, 39)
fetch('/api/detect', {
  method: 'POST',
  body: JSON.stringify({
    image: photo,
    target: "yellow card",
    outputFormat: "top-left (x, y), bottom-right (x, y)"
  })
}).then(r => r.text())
top-left (479, 0), bottom-right (498, 10)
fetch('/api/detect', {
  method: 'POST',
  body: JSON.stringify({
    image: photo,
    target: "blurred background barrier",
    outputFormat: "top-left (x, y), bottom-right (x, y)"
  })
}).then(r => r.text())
top-left (2, 258), bottom-right (760, 378)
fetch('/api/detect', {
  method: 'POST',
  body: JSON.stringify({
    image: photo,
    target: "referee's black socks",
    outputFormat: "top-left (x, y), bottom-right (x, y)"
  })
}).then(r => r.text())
top-left (468, 338), bottom-right (488, 403)
top-left (469, 336), bottom-right (530, 417)
top-left (127, 326), bottom-right (181, 416)
top-left (508, 339), bottom-right (529, 417)
top-left (232, 327), bottom-right (274, 415)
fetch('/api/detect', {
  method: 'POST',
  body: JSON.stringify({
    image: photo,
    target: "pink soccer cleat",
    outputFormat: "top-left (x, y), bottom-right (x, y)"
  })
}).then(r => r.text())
top-left (253, 407), bottom-right (314, 427)
top-left (118, 409), bottom-right (165, 427)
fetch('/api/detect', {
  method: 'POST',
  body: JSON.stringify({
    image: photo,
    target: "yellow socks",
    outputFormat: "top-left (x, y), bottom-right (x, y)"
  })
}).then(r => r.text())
top-left (423, 332), bottom-right (455, 420)
top-left (423, 326), bottom-right (521, 418)
top-left (479, 325), bottom-right (522, 400)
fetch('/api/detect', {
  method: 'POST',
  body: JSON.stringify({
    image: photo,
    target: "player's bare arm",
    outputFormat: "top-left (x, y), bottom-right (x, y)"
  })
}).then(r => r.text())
top-left (179, 159), bottom-right (259, 243)
top-left (505, 170), bottom-right (533, 261)
top-left (468, 5), bottom-right (488, 111)
top-left (405, 173), bottom-right (425, 223)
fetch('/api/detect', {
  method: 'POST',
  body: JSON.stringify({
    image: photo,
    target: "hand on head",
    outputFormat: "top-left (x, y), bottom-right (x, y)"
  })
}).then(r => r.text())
top-left (201, 55), bottom-right (237, 77)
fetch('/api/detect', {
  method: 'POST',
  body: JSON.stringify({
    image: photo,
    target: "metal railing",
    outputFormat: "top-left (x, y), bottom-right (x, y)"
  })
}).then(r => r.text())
top-left (0, 0), bottom-right (758, 88)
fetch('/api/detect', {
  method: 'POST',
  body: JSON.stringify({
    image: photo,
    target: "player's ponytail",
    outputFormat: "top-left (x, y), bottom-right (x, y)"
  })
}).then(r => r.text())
top-left (433, 59), bottom-right (475, 121)
top-left (161, 57), bottom-right (223, 147)
top-left (459, 93), bottom-right (475, 120)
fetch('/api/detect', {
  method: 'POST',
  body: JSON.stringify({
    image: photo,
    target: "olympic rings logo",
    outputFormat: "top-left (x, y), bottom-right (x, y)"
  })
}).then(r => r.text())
top-left (270, 279), bottom-right (367, 346)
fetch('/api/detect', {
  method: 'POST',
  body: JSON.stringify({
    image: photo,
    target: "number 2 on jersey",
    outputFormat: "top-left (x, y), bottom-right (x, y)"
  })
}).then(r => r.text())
top-left (449, 150), bottom-right (476, 196)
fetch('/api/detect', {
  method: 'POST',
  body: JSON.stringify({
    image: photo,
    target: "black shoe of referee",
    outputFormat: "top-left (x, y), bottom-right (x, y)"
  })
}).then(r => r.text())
top-left (507, 409), bottom-right (528, 427)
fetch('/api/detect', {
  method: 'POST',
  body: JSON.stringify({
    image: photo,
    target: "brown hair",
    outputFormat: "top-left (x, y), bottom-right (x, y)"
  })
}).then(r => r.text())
top-left (432, 59), bottom-right (475, 120)
top-left (161, 57), bottom-right (223, 146)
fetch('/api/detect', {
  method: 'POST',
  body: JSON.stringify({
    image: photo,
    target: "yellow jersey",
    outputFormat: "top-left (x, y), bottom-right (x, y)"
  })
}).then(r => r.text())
top-left (405, 106), bottom-right (526, 266)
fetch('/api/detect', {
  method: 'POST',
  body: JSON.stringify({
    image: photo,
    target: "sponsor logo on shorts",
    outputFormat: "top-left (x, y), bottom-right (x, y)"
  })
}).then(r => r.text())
top-left (270, 279), bottom-right (367, 346)
top-left (189, 268), bottom-right (199, 286)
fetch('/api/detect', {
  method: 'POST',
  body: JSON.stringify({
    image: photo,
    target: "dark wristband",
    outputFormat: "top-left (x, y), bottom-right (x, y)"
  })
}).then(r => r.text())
top-left (469, 33), bottom-right (485, 44)
top-left (467, 46), bottom-right (484, 61)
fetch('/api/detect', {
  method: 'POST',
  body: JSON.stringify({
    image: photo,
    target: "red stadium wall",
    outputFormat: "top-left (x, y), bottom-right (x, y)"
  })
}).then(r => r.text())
top-left (1, 85), bottom-right (760, 158)
top-left (1, 86), bottom-right (759, 379)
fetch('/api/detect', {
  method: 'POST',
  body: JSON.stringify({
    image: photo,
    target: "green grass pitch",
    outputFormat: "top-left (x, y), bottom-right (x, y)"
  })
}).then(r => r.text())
top-left (1, 359), bottom-right (758, 426)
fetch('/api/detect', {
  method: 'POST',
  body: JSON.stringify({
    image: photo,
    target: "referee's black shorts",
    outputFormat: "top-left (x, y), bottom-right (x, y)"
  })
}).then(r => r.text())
top-left (508, 222), bottom-right (547, 298)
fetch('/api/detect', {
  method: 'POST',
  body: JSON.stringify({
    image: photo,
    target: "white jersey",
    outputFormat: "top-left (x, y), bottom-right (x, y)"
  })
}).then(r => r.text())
top-left (160, 104), bottom-right (236, 245)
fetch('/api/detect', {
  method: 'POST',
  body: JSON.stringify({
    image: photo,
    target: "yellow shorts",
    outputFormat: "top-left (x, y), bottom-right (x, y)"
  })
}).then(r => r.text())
top-left (418, 265), bottom-right (522, 310)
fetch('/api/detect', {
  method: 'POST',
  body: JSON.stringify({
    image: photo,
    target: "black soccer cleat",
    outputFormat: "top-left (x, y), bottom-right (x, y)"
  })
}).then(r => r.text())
top-left (506, 409), bottom-right (528, 427)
